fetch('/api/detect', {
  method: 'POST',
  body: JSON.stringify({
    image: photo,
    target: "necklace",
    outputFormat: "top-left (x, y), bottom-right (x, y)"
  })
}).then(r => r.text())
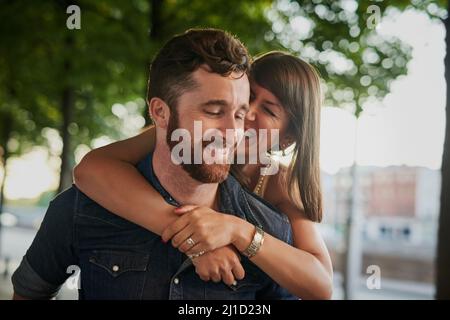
top-left (253, 173), bottom-right (267, 196)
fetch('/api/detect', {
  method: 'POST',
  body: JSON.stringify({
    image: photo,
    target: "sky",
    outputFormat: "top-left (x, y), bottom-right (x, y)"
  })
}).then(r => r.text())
top-left (0, 8), bottom-right (447, 199)
top-left (320, 9), bottom-right (446, 174)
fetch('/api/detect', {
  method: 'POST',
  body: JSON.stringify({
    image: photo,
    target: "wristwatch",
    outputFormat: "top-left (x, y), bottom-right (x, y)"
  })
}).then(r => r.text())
top-left (242, 226), bottom-right (265, 258)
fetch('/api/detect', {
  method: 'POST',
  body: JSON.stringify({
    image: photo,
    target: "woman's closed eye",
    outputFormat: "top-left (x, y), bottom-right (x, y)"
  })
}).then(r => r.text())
top-left (262, 105), bottom-right (277, 118)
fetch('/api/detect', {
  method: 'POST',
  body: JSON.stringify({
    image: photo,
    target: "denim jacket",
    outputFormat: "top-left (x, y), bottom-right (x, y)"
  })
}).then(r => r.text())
top-left (12, 153), bottom-right (295, 300)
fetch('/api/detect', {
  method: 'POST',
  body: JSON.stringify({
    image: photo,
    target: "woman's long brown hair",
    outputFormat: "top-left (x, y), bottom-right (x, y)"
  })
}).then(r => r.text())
top-left (250, 51), bottom-right (323, 222)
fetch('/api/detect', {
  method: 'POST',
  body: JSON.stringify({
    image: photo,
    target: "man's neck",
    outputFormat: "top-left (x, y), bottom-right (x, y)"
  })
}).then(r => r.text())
top-left (152, 142), bottom-right (219, 209)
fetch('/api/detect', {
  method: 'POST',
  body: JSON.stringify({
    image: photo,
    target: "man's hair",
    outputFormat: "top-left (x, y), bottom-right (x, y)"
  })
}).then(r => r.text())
top-left (147, 28), bottom-right (251, 110)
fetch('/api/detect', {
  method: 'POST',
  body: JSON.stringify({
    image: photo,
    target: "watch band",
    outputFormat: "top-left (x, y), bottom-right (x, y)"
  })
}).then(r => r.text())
top-left (242, 226), bottom-right (265, 259)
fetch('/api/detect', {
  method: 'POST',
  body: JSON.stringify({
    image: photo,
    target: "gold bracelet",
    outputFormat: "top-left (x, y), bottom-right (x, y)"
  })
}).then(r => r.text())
top-left (242, 226), bottom-right (264, 259)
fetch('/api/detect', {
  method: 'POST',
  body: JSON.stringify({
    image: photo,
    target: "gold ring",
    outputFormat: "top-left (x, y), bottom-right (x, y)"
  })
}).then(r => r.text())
top-left (186, 237), bottom-right (195, 247)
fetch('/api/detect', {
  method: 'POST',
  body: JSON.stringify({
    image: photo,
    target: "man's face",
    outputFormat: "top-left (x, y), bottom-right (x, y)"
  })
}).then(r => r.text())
top-left (167, 66), bottom-right (250, 183)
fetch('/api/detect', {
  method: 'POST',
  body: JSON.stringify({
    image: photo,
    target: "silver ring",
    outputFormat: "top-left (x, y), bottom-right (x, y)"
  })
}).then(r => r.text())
top-left (186, 237), bottom-right (195, 247)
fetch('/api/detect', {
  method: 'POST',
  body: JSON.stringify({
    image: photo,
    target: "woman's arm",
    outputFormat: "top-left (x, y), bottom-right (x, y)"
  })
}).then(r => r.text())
top-left (232, 201), bottom-right (333, 300)
top-left (73, 126), bottom-right (177, 235)
top-left (162, 203), bottom-right (333, 299)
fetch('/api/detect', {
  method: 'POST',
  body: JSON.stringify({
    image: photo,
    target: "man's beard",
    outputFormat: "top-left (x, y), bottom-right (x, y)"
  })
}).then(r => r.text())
top-left (166, 110), bottom-right (230, 183)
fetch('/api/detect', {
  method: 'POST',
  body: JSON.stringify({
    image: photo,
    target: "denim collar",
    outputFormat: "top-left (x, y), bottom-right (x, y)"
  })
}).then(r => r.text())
top-left (137, 152), bottom-right (180, 207)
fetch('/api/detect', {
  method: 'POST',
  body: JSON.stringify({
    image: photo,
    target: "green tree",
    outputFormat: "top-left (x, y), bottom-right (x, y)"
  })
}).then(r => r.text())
top-left (266, 0), bottom-right (446, 299)
top-left (0, 0), bottom-right (281, 195)
top-left (0, 1), bottom-right (62, 213)
top-left (0, 0), bottom-right (151, 195)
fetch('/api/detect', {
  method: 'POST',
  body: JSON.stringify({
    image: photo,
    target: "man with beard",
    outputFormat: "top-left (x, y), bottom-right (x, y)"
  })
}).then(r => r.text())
top-left (11, 29), bottom-right (294, 300)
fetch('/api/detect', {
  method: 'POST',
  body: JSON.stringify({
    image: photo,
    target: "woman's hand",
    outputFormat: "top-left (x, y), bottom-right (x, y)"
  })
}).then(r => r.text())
top-left (161, 205), bottom-right (240, 256)
top-left (191, 245), bottom-right (245, 286)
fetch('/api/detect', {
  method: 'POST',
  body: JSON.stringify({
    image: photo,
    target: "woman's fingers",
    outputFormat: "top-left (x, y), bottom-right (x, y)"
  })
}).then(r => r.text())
top-left (171, 225), bottom-right (194, 249)
top-left (161, 214), bottom-right (190, 242)
top-left (179, 239), bottom-right (202, 254)
top-left (178, 239), bottom-right (195, 253)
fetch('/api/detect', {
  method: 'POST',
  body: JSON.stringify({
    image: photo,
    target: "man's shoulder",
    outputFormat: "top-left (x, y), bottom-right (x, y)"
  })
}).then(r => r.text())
top-left (45, 185), bottom-right (97, 222)
top-left (46, 186), bottom-right (79, 214)
top-left (70, 185), bottom-right (144, 229)
top-left (49, 185), bottom-right (106, 213)
top-left (52, 185), bottom-right (103, 214)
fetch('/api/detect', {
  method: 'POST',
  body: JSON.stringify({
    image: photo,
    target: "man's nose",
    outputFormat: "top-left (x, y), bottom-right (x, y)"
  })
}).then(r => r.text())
top-left (216, 114), bottom-right (242, 144)
top-left (222, 114), bottom-right (242, 131)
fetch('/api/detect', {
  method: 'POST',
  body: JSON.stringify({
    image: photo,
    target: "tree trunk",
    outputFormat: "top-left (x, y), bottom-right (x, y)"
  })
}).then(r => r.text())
top-left (57, 86), bottom-right (75, 193)
top-left (57, 32), bottom-right (75, 194)
top-left (0, 115), bottom-right (12, 214)
top-left (0, 113), bottom-right (12, 258)
top-left (150, 0), bottom-right (163, 40)
top-left (436, 10), bottom-right (450, 299)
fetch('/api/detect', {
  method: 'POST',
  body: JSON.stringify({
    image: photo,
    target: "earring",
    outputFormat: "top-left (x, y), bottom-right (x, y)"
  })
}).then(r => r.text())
top-left (281, 143), bottom-right (287, 156)
top-left (281, 140), bottom-right (294, 156)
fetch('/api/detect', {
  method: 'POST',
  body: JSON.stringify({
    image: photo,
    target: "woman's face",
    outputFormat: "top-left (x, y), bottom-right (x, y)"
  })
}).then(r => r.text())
top-left (240, 81), bottom-right (291, 155)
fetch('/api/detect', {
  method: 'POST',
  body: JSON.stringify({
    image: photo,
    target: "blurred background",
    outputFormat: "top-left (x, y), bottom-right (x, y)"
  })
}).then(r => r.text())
top-left (0, 0), bottom-right (449, 300)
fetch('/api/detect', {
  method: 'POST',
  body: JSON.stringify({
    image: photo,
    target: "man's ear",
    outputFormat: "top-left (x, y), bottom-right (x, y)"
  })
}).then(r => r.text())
top-left (148, 97), bottom-right (170, 129)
